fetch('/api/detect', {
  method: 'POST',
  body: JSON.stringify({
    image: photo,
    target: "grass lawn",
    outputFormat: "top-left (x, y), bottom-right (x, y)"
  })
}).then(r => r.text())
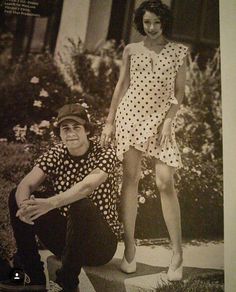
top-left (156, 271), bottom-right (224, 291)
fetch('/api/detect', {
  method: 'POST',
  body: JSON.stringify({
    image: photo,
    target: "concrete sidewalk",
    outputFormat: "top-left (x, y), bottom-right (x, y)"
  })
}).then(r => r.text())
top-left (115, 240), bottom-right (224, 270)
top-left (41, 240), bottom-right (224, 291)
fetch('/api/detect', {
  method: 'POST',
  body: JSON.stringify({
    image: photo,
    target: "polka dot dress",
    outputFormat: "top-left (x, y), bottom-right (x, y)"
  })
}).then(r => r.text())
top-left (35, 141), bottom-right (121, 237)
top-left (115, 41), bottom-right (188, 168)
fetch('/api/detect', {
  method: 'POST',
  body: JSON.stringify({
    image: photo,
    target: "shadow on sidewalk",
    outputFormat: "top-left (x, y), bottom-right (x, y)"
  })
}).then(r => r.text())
top-left (47, 256), bottom-right (223, 292)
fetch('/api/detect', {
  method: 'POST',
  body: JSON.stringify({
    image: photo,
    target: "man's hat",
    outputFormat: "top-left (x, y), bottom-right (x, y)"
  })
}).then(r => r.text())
top-left (57, 103), bottom-right (90, 126)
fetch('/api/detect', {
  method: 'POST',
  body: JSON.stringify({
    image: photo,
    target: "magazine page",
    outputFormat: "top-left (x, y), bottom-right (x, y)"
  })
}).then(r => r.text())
top-left (0, 0), bottom-right (227, 291)
top-left (220, 1), bottom-right (236, 291)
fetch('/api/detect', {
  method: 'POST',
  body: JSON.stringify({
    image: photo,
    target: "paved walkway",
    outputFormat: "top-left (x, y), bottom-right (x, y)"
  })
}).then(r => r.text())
top-left (122, 240), bottom-right (224, 270)
top-left (40, 240), bottom-right (224, 291)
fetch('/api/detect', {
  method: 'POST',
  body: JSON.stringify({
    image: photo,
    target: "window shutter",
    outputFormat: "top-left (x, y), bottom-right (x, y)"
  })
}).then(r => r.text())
top-left (171, 0), bottom-right (219, 46)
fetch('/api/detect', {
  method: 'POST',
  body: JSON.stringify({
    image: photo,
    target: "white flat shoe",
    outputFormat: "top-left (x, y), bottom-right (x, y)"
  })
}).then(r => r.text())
top-left (167, 263), bottom-right (183, 281)
top-left (120, 254), bottom-right (137, 274)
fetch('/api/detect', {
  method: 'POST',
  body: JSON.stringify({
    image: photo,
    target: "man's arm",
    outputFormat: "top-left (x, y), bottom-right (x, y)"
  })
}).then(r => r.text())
top-left (19, 168), bottom-right (108, 223)
top-left (49, 168), bottom-right (108, 208)
top-left (15, 166), bottom-right (46, 208)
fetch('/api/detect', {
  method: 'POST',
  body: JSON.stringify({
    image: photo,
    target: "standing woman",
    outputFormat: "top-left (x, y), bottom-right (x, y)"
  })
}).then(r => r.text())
top-left (101, 0), bottom-right (188, 281)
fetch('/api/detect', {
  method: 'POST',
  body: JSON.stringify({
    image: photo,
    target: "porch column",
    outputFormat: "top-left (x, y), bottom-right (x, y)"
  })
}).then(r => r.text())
top-left (54, 0), bottom-right (91, 58)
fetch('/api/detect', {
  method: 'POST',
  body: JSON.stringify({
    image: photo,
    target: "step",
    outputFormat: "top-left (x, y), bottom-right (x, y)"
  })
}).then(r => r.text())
top-left (47, 255), bottom-right (223, 292)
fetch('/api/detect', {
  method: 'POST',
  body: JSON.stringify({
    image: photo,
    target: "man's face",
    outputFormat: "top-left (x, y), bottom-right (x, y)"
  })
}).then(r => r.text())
top-left (59, 120), bottom-right (89, 151)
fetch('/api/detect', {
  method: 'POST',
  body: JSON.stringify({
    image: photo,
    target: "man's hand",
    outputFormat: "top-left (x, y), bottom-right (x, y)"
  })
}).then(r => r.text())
top-left (16, 205), bottom-right (34, 225)
top-left (15, 166), bottom-right (46, 208)
top-left (16, 195), bottom-right (54, 224)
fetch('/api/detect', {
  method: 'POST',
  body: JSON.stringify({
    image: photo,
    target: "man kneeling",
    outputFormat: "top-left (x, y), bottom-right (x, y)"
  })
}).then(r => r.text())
top-left (0, 104), bottom-right (121, 292)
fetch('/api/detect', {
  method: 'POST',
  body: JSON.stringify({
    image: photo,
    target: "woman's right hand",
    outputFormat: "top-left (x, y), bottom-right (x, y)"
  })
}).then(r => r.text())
top-left (100, 123), bottom-right (114, 147)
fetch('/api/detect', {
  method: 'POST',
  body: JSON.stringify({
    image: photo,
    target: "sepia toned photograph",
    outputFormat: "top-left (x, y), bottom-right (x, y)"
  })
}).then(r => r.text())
top-left (0, 0), bottom-right (226, 291)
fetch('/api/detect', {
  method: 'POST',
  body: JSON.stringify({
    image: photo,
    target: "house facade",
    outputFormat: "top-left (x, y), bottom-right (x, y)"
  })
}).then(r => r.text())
top-left (2, 0), bottom-right (219, 58)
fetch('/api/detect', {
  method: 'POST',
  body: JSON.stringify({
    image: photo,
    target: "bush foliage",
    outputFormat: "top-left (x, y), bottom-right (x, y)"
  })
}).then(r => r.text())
top-left (0, 143), bottom-right (33, 260)
top-left (0, 51), bottom-right (82, 141)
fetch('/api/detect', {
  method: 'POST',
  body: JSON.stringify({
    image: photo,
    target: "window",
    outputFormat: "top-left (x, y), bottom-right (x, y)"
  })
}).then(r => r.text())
top-left (171, 0), bottom-right (219, 46)
top-left (10, 0), bottom-right (63, 57)
top-left (107, 0), bottom-right (135, 44)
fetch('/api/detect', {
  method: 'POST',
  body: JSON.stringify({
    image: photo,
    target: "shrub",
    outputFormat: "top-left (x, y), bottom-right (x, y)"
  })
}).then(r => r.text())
top-left (0, 143), bottom-right (34, 260)
top-left (60, 39), bottom-right (121, 119)
top-left (176, 50), bottom-right (223, 238)
top-left (0, 51), bottom-right (81, 142)
top-left (0, 177), bottom-right (16, 261)
top-left (0, 143), bottom-right (33, 183)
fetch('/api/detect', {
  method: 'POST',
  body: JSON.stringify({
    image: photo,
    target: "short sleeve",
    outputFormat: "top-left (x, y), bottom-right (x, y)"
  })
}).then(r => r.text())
top-left (175, 43), bottom-right (189, 72)
top-left (34, 146), bottom-right (60, 176)
top-left (123, 44), bottom-right (132, 56)
top-left (94, 146), bottom-right (119, 175)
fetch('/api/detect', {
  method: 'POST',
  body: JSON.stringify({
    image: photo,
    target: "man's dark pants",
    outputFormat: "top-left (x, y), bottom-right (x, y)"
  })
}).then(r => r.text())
top-left (9, 189), bottom-right (118, 290)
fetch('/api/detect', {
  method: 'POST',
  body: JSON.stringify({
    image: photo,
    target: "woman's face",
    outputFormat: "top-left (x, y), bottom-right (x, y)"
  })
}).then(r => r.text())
top-left (142, 10), bottom-right (163, 40)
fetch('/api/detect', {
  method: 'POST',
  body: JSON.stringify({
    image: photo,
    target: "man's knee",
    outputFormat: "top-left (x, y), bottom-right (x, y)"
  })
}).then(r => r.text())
top-left (8, 188), bottom-right (17, 211)
top-left (70, 198), bottom-right (98, 220)
top-left (71, 198), bottom-right (93, 209)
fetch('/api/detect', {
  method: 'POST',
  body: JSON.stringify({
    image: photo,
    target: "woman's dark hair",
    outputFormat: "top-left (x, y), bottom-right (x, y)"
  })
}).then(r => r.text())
top-left (134, 0), bottom-right (172, 37)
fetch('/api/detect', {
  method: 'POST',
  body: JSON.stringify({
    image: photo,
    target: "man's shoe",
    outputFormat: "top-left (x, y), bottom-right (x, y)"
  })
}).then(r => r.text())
top-left (48, 280), bottom-right (63, 292)
top-left (49, 280), bottom-right (80, 292)
top-left (0, 268), bottom-right (46, 291)
top-left (0, 257), bottom-right (11, 281)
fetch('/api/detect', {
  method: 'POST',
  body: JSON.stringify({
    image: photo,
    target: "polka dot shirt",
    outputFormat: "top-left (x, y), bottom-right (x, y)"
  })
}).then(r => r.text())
top-left (35, 140), bottom-right (122, 237)
top-left (115, 41), bottom-right (189, 168)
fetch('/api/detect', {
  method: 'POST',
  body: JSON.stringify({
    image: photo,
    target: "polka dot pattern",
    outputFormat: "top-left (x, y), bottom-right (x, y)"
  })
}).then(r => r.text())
top-left (115, 42), bottom-right (188, 168)
top-left (35, 141), bottom-right (122, 237)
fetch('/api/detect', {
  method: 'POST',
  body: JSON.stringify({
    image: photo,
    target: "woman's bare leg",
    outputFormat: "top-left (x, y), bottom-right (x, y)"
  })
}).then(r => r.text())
top-left (155, 160), bottom-right (183, 269)
top-left (121, 147), bottom-right (142, 262)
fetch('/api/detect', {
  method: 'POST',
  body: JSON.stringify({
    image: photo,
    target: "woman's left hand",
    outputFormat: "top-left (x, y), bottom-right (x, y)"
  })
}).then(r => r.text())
top-left (158, 118), bottom-right (172, 147)
top-left (16, 195), bottom-right (54, 223)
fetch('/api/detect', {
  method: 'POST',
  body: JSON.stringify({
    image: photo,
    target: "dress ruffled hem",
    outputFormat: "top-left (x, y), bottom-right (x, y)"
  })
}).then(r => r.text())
top-left (116, 139), bottom-right (183, 169)
top-left (116, 113), bottom-right (183, 169)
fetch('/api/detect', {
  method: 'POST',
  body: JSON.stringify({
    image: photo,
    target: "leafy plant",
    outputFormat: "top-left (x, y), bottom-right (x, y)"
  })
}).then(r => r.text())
top-left (0, 51), bottom-right (81, 141)
top-left (60, 39), bottom-right (120, 117)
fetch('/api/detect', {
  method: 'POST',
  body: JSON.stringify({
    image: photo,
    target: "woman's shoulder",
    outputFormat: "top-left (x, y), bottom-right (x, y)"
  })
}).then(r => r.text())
top-left (124, 42), bottom-right (143, 56)
top-left (169, 41), bottom-right (189, 52)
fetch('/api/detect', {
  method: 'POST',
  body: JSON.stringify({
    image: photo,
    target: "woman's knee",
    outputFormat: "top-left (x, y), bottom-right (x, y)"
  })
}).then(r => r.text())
top-left (155, 176), bottom-right (174, 193)
top-left (123, 169), bottom-right (141, 185)
top-left (123, 160), bottom-right (141, 185)
top-left (155, 162), bottom-right (175, 193)
top-left (123, 147), bottom-right (142, 185)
